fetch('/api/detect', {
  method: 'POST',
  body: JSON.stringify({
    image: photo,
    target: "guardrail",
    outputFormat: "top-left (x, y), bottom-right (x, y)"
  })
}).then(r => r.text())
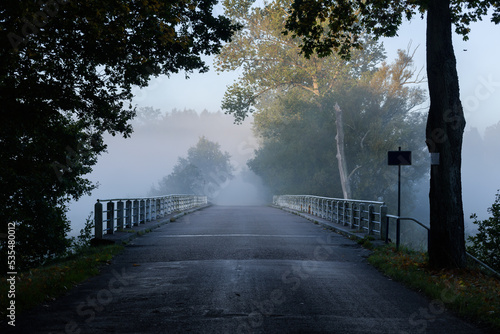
top-left (386, 215), bottom-right (429, 250)
top-left (274, 195), bottom-right (500, 277)
top-left (386, 215), bottom-right (500, 278)
top-left (94, 194), bottom-right (207, 239)
top-left (273, 195), bottom-right (388, 238)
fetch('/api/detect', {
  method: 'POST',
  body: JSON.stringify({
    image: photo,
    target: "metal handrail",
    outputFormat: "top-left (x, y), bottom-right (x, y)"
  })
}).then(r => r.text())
top-left (274, 194), bottom-right (384, 205)
top-left (273, 194), bottom-right (387, 238)
top-left (94, 194), bottom-right (207, 239)
top-left (97, 194), bottom-right (197, 202)
top-left (385, 215), bottom-right (499, 277)
top-left (386, 215), bottom-right (428, 250)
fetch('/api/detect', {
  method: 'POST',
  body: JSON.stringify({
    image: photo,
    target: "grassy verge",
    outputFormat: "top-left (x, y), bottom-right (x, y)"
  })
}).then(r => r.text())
top-left (368, 245), bottom-right (500, 332)
top-left (0, 244), bottom-right (123, 317)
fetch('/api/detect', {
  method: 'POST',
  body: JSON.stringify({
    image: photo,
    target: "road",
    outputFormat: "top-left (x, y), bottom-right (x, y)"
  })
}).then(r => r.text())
top-left (5, 205), bottom-right (488, 333)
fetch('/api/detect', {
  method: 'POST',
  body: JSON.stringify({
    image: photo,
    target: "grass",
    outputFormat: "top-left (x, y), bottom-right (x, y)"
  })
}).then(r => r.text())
top-left (368, 244), bottom-right (500, 332)
top-left (0, 244), bottom-right (123, 317)
top-left (356, 235), bottom-right (376, 249)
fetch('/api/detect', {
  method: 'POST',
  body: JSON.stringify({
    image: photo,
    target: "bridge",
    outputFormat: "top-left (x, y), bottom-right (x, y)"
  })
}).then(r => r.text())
top-left (92, 194), bottom-right (425, 249)
top-left (8, 196), bottom-right (488, 333)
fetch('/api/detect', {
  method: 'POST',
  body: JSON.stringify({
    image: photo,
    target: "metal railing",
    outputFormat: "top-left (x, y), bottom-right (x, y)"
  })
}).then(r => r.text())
top-left (275, 194), bottom-right (500, 277)
top-left (386, 215), bottom-right (500, 278)
top-left (385, 215), bottom-right (429, 250)
top-left (94, 194), bottom-right (207, 239)
top-left (273, 195), bottom-right (387, 238)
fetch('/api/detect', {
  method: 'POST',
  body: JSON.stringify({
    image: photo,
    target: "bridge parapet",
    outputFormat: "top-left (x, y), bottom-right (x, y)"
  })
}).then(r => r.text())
top-left (273, 195), bottom-right (387, 239)
top-left (94, 195), bottom-right (207, 239)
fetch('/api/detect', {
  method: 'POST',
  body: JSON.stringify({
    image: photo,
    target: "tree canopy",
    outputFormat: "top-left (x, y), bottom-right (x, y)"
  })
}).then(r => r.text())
top-left (217, 0), bottom-right (387, 123)
top-left (0, 0), bottom-right (239, 270)
top-left (217, 0), bottom-right (427, 205)
top-left (151, 137), bottom-right (234, 198)
top-left (284, 0), bottom-right (500, 59)
top-left (248, 51), bottom-right (428, 209)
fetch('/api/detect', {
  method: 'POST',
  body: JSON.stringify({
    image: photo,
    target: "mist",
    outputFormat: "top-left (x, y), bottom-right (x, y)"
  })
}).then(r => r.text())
top-left (67, 109), bottom-right (268, 236)
top-left (401, 122), bottom-right (500, 249)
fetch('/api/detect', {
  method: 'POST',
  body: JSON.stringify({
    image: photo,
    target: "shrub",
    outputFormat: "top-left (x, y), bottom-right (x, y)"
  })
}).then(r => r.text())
top-left (71, 213), bottom-right (95, 253)
top-left (467, 190), bottom-right (500, 272)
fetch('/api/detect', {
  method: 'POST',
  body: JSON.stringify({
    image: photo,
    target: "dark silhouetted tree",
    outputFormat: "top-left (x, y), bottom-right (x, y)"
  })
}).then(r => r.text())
top-left (0, 0), bottom-right (239, 270)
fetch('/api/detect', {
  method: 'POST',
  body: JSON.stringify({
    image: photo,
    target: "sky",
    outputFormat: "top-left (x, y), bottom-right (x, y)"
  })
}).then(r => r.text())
top-left (68, 12), bottom-right (500, 236)
top-left (131, 16), bottom-right (500, 133)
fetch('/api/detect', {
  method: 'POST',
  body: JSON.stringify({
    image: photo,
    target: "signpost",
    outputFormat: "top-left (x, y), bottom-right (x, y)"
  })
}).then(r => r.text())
top-left (387, 147), bottom-right (412, 249)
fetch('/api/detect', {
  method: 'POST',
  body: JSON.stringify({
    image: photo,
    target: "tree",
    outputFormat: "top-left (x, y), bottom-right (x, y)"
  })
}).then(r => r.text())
top-left (151, 137), bottom-right (234, 199)
top-left (248, 53), bottom-right (427, 208)
top-left (0, 0), bottom-right (239, 270)
top-left (216, 0), bottom-right (390, 199)
top-left (217, 0), bottom-right (425, 201)
top-left (284, 0), bottom-right (500, 268)
top-left (249, 91), bottom-right (343, 197)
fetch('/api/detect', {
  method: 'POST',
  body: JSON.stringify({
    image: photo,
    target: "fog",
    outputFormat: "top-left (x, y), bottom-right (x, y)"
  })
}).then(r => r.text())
top-left (67, 109), bottom-right (268, 236)
top-left (67, 113), bottom-right (500, 249)
top-left (66, 17), bottom-right (500, 246)
top-left (397, 123), bottom-right (500, 250)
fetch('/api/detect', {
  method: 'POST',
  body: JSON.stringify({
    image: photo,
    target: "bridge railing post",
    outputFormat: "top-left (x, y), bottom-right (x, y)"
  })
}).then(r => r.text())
top-left (334, 201), bottom-right (339, 224)
top-left (161, 197), bottom-right (165, 216)
top-left (380, 205), bottom-right (388, 241)
top-left (368, 204), bottom-right (374, 235)
top-left (349, 202), bottom-right (354, 228)
top-left (357, 203), bottom-right (364, 231)
top-left (94, 201), bottom-right (103, 239)
top-left (324, 199), bottom-right (328, 219)
top-left (106, 201), bottom-right (115, 234)
top-left (133, 200), bottom-right (139, 226)
top-left (139, 200), bottom-right (145, 223)
top-left (145, 199), bottom-right (150, 222)
top-left (125, 200), bottom-right (132, 228)
top-left (117, 201), bottom-right (124, 230)
top-left (155, 198), bottom-right (160, 220)
top-left (167, 196), bottom-right (172, 214)
top-left (339, 201), bottom-right (344, 225)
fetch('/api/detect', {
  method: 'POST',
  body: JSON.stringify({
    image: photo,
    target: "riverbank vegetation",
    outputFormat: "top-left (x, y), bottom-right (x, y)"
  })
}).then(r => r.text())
top-left (369, 245), bottom-right (500, 332)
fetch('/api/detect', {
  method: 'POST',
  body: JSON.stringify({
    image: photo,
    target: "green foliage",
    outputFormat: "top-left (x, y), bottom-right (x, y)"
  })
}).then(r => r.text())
top-left (152, 137), bottom-right (234, 199)
top-left (0, 1), bottom-right (238, 270)
top-left (218, 0), bottom-right (427, 206)
top-left (2, 204), bottom-right (72, 272)
top-left (221, 84), bottom-right (256, 124)
top-left (468, 191), bottom-right (500, 272)
top-left (248, 92), bottom-right (343, 197)
top-left (285, 0), bottom-right (500, 59)
top-left (71, 214), bottom-right (96, 254)
top-left (357, 235), bottom-right (376, 250)
top-left (249, 80), bottom-right (427, 204)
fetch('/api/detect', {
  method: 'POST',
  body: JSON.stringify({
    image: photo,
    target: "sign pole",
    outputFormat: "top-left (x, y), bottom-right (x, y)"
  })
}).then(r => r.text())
top-left (398, 146), bottom-right (401, 217)
top-left (387, 147), bottom-right (412, 251)
top-left (397, 147), bottom-right (401, 250)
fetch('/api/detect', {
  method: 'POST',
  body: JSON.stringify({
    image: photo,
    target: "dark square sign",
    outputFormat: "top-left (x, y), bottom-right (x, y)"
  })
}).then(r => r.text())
top-left (388, 151), bottom-right (412, 166)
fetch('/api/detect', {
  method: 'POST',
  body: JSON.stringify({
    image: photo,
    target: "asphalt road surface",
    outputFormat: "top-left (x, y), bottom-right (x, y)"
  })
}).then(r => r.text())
top-left (4, 205), bottom-right (490, 333)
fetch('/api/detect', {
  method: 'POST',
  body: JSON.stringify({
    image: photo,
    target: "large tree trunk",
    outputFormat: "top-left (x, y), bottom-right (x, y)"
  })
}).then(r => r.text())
top-left (426, 0), bottom-right (467, 268)
top-left (334, 103), bottom-right (352, 199)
